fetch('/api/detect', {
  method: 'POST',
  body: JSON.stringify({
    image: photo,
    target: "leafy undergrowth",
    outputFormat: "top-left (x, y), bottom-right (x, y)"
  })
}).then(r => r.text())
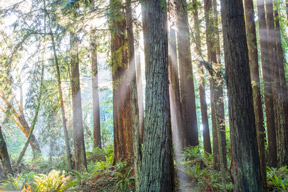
top-left (1, 146), bottom-right (288, 191)
top-left (175, 147), bottom-right (233, 192)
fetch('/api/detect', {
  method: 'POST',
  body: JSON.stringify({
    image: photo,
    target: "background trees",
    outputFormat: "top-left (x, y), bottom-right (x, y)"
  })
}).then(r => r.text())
top-left (0, 0), bottom-right (288, 191)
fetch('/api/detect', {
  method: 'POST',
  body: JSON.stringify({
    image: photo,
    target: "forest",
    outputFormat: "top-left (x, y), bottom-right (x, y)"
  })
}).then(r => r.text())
top-left (0, 0), bottom-right (288, 191)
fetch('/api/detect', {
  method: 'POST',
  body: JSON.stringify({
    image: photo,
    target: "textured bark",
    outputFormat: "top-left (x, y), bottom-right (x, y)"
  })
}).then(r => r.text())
top-left (70, 32), bottom-right (87, 171)
top-left (175, 0), bottom-right (198, 147)
top-left (256, 0), bottom-right (277, 168)
top-left (168, 26), bottom-right (183, 150)
top-left (192, 0), bottom-right (211, 154)
top-left (243, 0), bottom-right (267, 188)
top-left (0, 126), bottom-right (13, 178)
top-left (110, 0), bottom-right (133, 162)
top-left (266, 2), bottom-right (288, 167)
top-left (126, 0), bottom-right (141, 190)
top-left (203, 0), bottom-right (226, 169)
top-left (220, 0), bottom-right (262, 191)
top-left (140, 0), bottom-right (175, 191)
top-left (91, 30), bottom-right (101, 149)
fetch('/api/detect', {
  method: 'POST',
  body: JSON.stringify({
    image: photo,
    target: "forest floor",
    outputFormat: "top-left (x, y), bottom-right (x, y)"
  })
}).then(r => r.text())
top-left (0, 146), bottom-right (287, 191)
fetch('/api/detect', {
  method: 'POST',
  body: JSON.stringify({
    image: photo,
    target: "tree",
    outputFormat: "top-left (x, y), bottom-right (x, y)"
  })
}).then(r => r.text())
top-left (0, 126), bottom-right (14, 178)
top-left (126, 0), bottom-right (141, 190)
top-left (243, 0), bottom-right (267, 188)
top-left (220, 0), bottom-right (262, 190)
top-left (70, 31), bottom-right (87, 171)
top-left (192, 0), bottom-right (211, 154)
top-left (203, 0), bottom-right (227, 169)
top-left (266, 0), bottom-right (288, 167)
top-left (90, 2), bottom-right (101, 149)
top-left (175, 0), bottom-right (198, 148)
top-left (110, 0), bottom-right (133, 162)
top-left (256, 0), bottom-right (277, 168)
top-left (140, 0), bottom-right (175, 191)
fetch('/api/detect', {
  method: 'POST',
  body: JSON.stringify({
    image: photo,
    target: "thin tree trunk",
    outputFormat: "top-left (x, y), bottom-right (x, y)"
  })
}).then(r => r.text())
top-left (91, 30), bottom-right (101, 149)
top-left (243, 0), bottom-right (267, 188)
top-left (0, 126), bottom-right (13, 178)
top-left (140, 0), bottom-right (175, 191)
top-left (256, 0), bottom-right (277, 168)
top-left (70, 32), bottom-right (87, 171)
top-left (175, 0), bottom-right (199, 148)
top-left (126, 0), bottom-right (141, 190)
top-left (192, 0), bottom-right (212, 154)
top-left (220, 0), bottom-right (262, 190)
top-left (16, 61), bottom-right (44, 167)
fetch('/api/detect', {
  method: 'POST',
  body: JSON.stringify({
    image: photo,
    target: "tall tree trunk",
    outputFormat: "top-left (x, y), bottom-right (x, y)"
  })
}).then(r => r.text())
top-left (91, 30), bottom-right (101, 149)
top-left (203, 0), bottom-right (226, 169)
top-left (192, 0), bottom-right (212, 154)
top-left (47, 11), bottom-right (72, 170)
top-left (140, 0), bottom-right (175, 191)
top-left (0, 126), bottom-right (13, 178)
top-left (266, 0), bottom-right (288, 167)
top-left (175, 0), bottom-right (199, 148)
top-left (168, 27), bottom-right (183, 150)
top-left (256, 0), bottom-right (277, 168)
top-left (220, 0), bottom-right (262, 190)
top-left (126, 0), bottom-right (141, 190)
top-left (110, 0), bottom-right (133, 162)
top-left (70, 32), bottom-right (87, 171)
top-left (243, 0), bottom-right (267, 188)
top-left (135, 30), bottom-right (144, 144)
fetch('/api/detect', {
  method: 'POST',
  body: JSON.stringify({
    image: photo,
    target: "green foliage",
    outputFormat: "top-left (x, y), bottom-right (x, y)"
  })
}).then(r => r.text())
top-left (267, 166), bottom-right (288, 192)
top-left (33, 170), bottom-right (75, 192)
top-left (114, 168), bottom-right (135, 192)
top-left (179, 147), bottom-right (233, 192)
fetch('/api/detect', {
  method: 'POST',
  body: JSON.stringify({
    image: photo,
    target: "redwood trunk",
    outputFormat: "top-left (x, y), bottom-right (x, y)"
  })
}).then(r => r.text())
top-left (220, 0), bottom-right (262, 190)
top-left (91, 30), bottom-right (101, 149)
top-left (175, 0), bottom-right (198, 147)
top-left (266, 0), bottom-right (288, 167)
top-left (70, 32), bottom-right (87, 171)
top-left (140, 0), bottom-right (175, 190)
top-left (256, 0), bottom-right (277, 168)
top-left (243, 0), bottom-right (267, 188)
top-left (110, 0), bottom-right (133, 162)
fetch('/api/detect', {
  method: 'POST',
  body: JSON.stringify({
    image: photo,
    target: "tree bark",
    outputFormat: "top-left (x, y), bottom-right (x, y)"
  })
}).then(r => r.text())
top-left (140, 0), bottom-right (175, 191)
top-left (256, 0), bottom-right (277, 168)
top-left (126, 0), bottom-right (141, 190)
top-left (91, 31), bottom-right (101, 149)
top-left (70, 32), bottom-right (87, 171)
top-left (175, 0), bottom-right (199, 148)
top-left (266, 0), bottom-right (288, 167)
top-left (110, 0), bottom-right (133, 162)
top-left (168, 27), bottom-right (183, 150)
top-left (0, 126), bottom-right (14, 178)
top-left (220, 0), bottom-right (262, 190)
top-left (243, 0), bottom-right (267, 188)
